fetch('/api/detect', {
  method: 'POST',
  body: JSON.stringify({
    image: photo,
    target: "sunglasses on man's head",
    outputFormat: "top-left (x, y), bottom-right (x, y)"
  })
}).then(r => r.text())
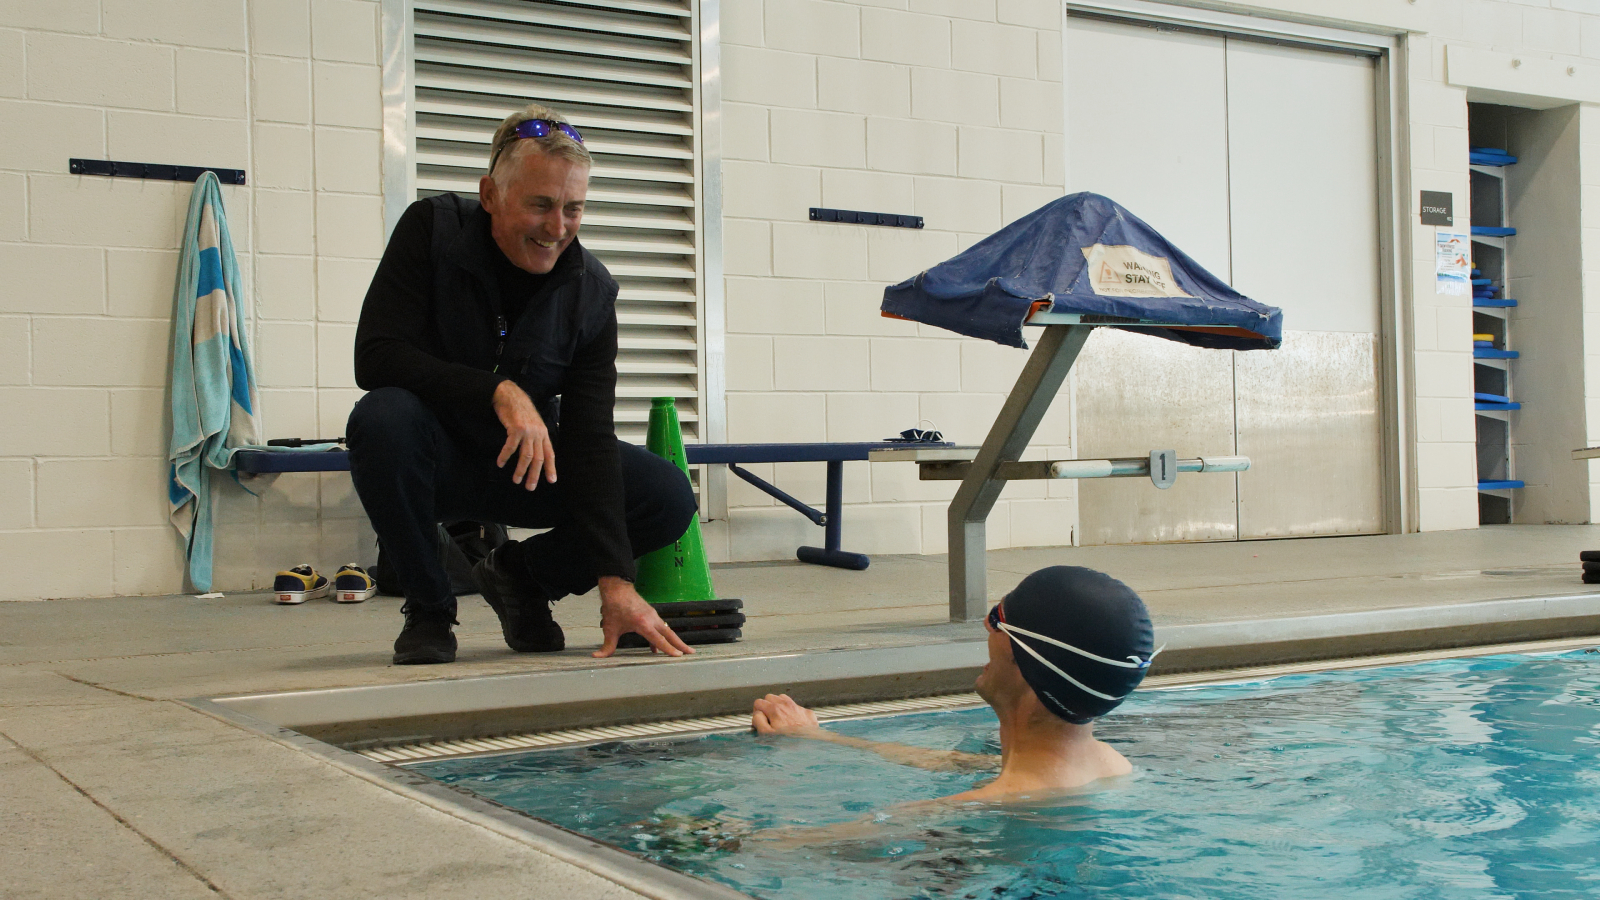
top-left (513, 118), bottom-right (584, 144)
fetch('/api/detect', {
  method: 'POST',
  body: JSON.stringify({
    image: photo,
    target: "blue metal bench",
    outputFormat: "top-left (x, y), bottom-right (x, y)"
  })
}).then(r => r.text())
top-left (233, 440), bottom-right (956, 570)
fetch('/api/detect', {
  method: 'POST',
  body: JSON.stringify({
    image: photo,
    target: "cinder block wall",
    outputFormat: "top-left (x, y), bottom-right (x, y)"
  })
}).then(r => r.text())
top-left (0, 0), bottom-right (382, 600)
top-left (706, 0), bottom-right (1074, 563)
top-left (6, 0), bottom-right (1600, 599)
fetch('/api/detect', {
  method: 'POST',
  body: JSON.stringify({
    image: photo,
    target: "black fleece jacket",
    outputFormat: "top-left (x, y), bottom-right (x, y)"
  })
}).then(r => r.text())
top-left (353, 194), bottom-right (634, 582)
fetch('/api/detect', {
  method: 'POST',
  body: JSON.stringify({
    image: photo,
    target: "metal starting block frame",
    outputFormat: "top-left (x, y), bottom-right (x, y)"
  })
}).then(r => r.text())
top-left (869, 323), bottom-right (1252, 622)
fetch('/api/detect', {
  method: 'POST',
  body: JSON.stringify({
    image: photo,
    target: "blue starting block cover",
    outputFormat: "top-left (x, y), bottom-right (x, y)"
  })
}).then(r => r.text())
top-left (881, 192), bottom-right (1282, 351)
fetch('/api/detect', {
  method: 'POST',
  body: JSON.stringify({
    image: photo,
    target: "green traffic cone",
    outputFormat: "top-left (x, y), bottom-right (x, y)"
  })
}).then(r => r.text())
top-left (636, 397), bottom-right (717, 604)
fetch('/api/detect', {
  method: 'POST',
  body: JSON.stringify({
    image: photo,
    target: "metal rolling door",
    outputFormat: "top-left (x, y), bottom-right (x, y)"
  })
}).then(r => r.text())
top-left (1225, 40), bottom-right (1384, 537)
top-left (408, 0), bottom-right (703, 444)
top-left (1065, 16), bottom-right (1240, 545)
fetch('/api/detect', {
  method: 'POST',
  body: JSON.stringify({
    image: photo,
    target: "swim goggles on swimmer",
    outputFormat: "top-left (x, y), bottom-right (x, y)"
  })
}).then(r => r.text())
top-left (987, 602), bottom-right (1164, 702)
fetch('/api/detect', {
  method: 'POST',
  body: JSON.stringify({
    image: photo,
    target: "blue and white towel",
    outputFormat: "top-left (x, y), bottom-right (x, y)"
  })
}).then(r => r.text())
top-left (167, 172), bottom-right (260, 592)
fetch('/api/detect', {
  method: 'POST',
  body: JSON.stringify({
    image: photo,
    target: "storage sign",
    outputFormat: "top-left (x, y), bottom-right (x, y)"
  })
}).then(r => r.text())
top-left (1081, 244), bottom-right (1193, 298)
top-left (1420, 191), bottom-right (1453, 226)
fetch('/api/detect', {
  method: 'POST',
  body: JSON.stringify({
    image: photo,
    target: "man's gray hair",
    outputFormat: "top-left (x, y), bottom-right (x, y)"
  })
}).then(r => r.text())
top-left (487, 103), bottom-right (591, 184)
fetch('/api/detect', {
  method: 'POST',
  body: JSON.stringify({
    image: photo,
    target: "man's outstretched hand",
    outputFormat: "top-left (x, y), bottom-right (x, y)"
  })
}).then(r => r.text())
top-left (492, 380), bottom-right (556, 491)
top-left (752, 693), bottom-right (824, 738)
top-left (593, 576), bottom-right (695, 658)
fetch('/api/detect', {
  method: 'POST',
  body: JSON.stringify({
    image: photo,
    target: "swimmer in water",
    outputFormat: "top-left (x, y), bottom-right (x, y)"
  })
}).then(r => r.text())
top-left (752, 566), bottom-right (1158, 805)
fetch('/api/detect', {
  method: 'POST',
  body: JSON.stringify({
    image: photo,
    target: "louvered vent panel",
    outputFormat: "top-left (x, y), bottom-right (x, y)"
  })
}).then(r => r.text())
top-left (411, 0), bottom-right (701, 444)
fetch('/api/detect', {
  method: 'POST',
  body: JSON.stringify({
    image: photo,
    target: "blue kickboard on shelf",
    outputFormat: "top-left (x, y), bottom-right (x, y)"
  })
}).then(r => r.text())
top-left (1476, 402), bottom-right (1521, 411)
top-left (1474, 298), bottom-right (1518, 308)
top-left (1473, 226), bottom-right (1517, 237)
top-left (1475, 348), bottom-right (1519, 359)
top-left (1472, 278), bottom-right (1492, 286)
top-left (1478, 480), bottom-right (1524, 490)
top-left (1470, 149), bottom-right (1518, 165)
top-left (1474, 341), bottom-right (1494, 348)
top-left (1474, 392), bottom-right (1510, 403)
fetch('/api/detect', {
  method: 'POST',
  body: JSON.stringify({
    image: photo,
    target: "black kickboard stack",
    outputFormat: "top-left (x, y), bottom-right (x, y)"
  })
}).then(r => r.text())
top-left (618, 598), bottom-right (745, 648)
top-left (1582, 550), bottom-right (1600, 584)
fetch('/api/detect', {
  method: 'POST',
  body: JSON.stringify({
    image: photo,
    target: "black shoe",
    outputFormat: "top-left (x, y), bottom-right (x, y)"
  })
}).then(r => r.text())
top-left (393, 607), bottom-right (457, 664)
top-left (472, 547), bottom-right (564, 652)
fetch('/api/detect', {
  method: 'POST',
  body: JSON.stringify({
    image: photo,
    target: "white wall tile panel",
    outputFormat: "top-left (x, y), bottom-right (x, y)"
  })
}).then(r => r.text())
top-left (0, 530), bottom-right (113, 600)
top-left (910, 0), bottom-right (995, 21)
top-left (0, 29), bottom-right (23, 98)
top-left (177, 50), bottom-right (249, 118)
top-left (765, 0), bottom-right (861, 57)
top-left (102, 0), bottom-right (247, 51)
top-left (865, 227), bottom-right (957, 282)
top-left (314, 193), bottom-right (383, 259)
top-left (311, 62), bottom-right (381, 129)
top-left (722, 0), bottom-right (764, 46)
top-left (724, 220), bottom-right (772, 276)
top-left (109, 388), bottom-right (165, 457)
top-left (311, 0), bottom-right (379, 65)
top-left (0, 174), bottom-right (23, 242)
top-left (722, 103), bottom-right (771, 160)
top-left (910, 68), bottom-right (999, 125)
top-left (913, 176), bottom-right (1002, 233)
top-left (111, 527), bottom-right (186, 596)
top-left (255, 254), bottom-right (316, 320)
top-left (958, 125), bottom-right (1042, 183)
top-left (723, 161), bottom-right (821, 220)
top-left (770, 108), bottom-right (867, 168)
top-left (108, 113), bottom-right (249, 170)
top-left (252, 124), bottom-right (314, 191)
top-left (315, 257), bottom-right (376, 323)
top-left (0, 100), bottom-right (104, 172)
top-left (723, 45), bottom-right (816, 108)
top-left (254, 189), bottom-right (315, 255)
top-left (998, 0), bottom-right (1058, 30)
top-left (999, 77), bottom-right (1062, 131)
top-left (251, 0), bottom-right (312, 58)
top-left (33, 318), bottom-right (169, 387)
top-left (871, 337), bottom-right (960, 392)
top-left (727, 391), bottom-right (828, 444)
top-left (821, 169), bottom-right (915, 215)
top-left (825, 391), bottom-right (919, 440)
top-left (726, 335), bottom-right (775, 391)
top-left (316, 388), bottom-right (363, 437)
top-left (817, 57), bottom-right (911, 117)
top-left (861, 8), bottom-right (950, 68)
top-left (772, 222), bottom-right (868, 279)
top-left (726, 277), bottom-right (825, 335)
top-left (773, 335), bottom-right (870, 390)
top-left (1008, 498), bottom-right (1077, 548)
top-left (1418, 487), bottom-right (1480, 531)
top-left (866, 116), bottom-right (957, 175)
top-left (259, 389), bottom-right (320, 439)
top-left (252, 56), bottom-right (312, 123)
top-left (36, 457), bottom-right (170, 528)
top-left (952, 20), bottom-right (1038, 78)
top-left (313, 128), bottom-right (381, 194)
top-left (0, 388), bottom-right (109, 455)
top-left (0, 316), bottom-right (27, 384)
top-left (999, 183), bottom-right (1063, 225)
top-left (0, 458), bottom-right (33, 528)
top-left (0, 1), bottom-right (98, 34)
top-left (25, 33), bottom-right (173, 110)
top-left (0, 244), bottom-right (104, 314)
top-left (257, 321), bottom-right (317, 388)
top-left (106, 249), bottom-right (178, 319)
top-left (315, 323), bottom-right (358, 389)
top-left (824, 280), bottom-right (919, 336)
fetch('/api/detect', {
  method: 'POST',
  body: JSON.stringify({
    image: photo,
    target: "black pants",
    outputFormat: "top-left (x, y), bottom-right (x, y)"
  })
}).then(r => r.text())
top-left (346, 387), bottom-right (696, 618)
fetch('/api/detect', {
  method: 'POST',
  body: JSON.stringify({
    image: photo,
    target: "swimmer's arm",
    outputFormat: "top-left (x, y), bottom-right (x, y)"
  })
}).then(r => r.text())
top-left (751, 693), bottom-right (996, 774)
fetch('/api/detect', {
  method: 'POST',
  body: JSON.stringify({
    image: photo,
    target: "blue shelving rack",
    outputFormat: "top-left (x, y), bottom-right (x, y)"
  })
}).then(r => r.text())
top-left (1470, 146), bottom-right (1519, 520)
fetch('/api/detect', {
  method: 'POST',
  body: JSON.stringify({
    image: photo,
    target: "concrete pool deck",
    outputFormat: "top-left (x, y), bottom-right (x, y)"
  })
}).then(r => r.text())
top-left (6, 525), bottom-right (1600, 898)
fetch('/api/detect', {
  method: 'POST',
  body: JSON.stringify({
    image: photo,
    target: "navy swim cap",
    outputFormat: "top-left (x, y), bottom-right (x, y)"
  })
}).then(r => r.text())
top-left (996, 566), bottom-right (1156, 724)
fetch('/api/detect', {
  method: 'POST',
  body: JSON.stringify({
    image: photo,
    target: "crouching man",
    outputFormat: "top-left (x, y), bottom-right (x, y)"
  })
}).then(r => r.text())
top-left (348, 103), bottom-right (696, 665)
top-left (753, 566), bottom-right (1157, 801)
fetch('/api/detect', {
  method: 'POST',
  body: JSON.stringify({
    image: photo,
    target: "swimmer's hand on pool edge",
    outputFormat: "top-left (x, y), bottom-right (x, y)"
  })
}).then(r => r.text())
top-left (593, 577), bottom-right (695, 658)
top-left (752, 694), bottom-right (997, 774)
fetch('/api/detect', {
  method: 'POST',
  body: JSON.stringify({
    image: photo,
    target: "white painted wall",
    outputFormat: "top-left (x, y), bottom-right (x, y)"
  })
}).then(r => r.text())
top-left (4, 0), bottom-right (1600, 599)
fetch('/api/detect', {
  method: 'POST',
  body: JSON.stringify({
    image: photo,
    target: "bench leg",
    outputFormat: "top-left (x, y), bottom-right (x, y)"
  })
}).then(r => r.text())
top-left (798, 460), bottom-right (869, 570)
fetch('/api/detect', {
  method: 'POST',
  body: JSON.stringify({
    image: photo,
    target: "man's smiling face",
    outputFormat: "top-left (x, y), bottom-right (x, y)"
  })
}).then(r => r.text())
top-left (479, 146), bottom-right (589, 274)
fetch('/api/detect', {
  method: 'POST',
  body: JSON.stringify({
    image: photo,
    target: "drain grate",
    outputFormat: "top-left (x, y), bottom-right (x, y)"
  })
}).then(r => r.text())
top-left (361, 693), bottom-right (986, 764)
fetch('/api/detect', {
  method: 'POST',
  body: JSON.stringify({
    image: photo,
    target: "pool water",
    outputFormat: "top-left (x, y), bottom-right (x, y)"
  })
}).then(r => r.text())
top-left (413, 651), bottom-right (1600, 899)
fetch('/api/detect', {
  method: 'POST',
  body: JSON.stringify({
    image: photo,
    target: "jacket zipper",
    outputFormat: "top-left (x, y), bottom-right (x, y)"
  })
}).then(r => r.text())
top-left (492, 315), bottom-right (508, 374)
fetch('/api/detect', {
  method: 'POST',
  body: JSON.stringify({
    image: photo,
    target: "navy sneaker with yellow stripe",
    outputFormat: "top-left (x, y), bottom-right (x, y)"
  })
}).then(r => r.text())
top-left (333, 564), bottom-right (377, 603)
top-left (273, 564), bottom-right (330, 604)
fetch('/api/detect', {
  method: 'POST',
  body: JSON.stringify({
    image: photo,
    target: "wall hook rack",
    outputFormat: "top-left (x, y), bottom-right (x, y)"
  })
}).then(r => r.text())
top-left (69, 158), bottom-right (247, 185)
